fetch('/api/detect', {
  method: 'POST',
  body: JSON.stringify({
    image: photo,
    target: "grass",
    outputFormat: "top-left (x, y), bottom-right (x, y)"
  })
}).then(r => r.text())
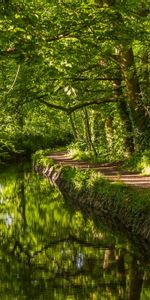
top-left (59, 166), bottom-right (150, 241)
top-left (32, 149), bottom-right (55, 168)
top-left (32, 146), bottom-right (68, 168)
top-left (121, 150), bottom-right (150, 175)
top-left (67, 143), bottom-right (150, 176)
top-left (33, 147), bottom-right (150, 242)
top-left (67, 146), bottom-right (111, 163)
top-left (67, 141), bottom-right (125, 164)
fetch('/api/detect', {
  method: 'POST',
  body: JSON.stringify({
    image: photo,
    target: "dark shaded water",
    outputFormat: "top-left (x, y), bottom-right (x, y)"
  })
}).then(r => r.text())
top-left (0, 162), bottom-right (150, 300)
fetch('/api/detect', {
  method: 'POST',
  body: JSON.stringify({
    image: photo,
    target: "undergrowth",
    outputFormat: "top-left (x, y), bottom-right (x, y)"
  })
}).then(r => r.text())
top-left (121, 150), bottom-right (150, 175)
top-left (32, 149), bottom-right (55, 168)
top-left (60, 167), bottom-right (150, 240)
top-left (32, 147), bottom-right (67, 168)
top-left (67, 143), bottom-right (123, 163)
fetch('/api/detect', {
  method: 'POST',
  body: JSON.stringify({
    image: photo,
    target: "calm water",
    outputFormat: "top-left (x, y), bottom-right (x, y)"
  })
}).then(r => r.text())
top-left (0, 162), bottom-right (150, 300)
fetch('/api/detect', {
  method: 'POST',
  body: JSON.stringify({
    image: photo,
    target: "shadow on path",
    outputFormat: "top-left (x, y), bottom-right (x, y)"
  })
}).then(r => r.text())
top-left (48, 151), bottom-right (150, 189)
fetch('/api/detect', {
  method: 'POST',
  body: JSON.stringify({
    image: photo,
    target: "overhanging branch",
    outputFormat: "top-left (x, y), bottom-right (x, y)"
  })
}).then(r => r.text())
top-left (35, 94), bottom-right (119, 114)
top-left (68, 98), bottom-right (119, 114)
top-left (36, 97), bottom-right (68, 112)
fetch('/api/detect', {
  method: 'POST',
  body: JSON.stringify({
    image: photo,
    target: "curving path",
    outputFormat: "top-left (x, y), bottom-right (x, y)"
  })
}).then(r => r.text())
top-left (48, 151), bottom-right (150, 189)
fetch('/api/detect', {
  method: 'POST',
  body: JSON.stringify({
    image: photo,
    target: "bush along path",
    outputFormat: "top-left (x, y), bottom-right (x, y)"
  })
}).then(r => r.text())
top-left (48, 151), bottom-right (150, 189)
top-left (34, 151), bottom-right (150, 243)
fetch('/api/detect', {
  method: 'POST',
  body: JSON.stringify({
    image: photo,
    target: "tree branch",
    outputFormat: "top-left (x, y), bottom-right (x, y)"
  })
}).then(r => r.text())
top-left (6, 64), bottom-right (20, 95)
top-left (35, 94), bottom-right (119, 114)
top-left (45, 77), bottom-right (120, 82)
top-left (35, 97), bottom-right (68, 112)
top-left (68, 98), bottom-right (118, 114)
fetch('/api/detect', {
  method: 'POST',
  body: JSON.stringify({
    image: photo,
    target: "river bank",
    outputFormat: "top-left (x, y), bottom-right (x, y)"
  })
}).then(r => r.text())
top-left (34, 152), bottom-right (150, 244)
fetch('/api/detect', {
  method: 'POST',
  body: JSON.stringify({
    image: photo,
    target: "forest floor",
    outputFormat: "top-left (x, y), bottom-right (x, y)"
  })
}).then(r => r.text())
top-left (48, 151), bottom-right (150, 189)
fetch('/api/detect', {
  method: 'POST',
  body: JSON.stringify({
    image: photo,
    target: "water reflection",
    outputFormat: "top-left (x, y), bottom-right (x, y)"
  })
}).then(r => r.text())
top-left (0, 163), bottom-right (150, 299)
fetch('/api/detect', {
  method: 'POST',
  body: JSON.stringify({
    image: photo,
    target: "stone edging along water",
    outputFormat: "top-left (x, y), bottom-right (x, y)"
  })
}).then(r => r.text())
top-left (35, 163), bottom-right (150, 243)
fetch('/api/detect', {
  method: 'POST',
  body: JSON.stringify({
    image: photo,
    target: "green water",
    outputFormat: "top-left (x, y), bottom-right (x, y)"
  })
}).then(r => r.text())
top-left (0, 162), bottom-right (150, 300)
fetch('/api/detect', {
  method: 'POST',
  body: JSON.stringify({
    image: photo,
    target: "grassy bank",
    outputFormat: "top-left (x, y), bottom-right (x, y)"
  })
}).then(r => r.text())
top-left (57, 167), bottom-right (150, 241)
top-left (67, 143), bottom-right (150, 175)
top-left (33, 151), bottom-right (150, 243)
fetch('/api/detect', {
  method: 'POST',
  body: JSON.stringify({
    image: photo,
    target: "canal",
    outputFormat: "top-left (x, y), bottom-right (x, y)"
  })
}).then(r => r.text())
top-left (0, 162), bottom-right (150, 299)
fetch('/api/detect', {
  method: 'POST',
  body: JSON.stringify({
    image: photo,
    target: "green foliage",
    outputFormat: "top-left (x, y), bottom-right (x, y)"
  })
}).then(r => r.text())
top-left (67, 146), bottom-right (103, 163)
top-left (60, 166), bottom-right (150, 241)
top-left (61, 166), bottom-right (93, 192)
top-left (122, 150), bottom-right (150, 174)
top-left (32, 149), bottom-right (55, 168)
top-left (67, 141), bottom-right (95, 161)
top-left (0, 0), bottom-right (150, 162)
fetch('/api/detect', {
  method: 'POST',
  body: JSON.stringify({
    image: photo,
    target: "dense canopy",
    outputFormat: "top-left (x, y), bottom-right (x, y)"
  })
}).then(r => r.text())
top-left (0, 0), bottom-right (150, 162)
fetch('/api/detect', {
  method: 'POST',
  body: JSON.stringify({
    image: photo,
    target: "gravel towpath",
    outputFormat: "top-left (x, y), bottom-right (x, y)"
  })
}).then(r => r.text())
top-left (48, 151), bottom-right (150, 189)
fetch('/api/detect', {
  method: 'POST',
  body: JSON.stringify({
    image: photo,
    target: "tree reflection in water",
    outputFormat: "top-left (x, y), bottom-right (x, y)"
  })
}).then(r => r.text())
top-left (0, 163), bottom-right (150, 299)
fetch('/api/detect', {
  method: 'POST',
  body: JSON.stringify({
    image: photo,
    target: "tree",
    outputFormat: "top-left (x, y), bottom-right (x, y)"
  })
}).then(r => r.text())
top-left (0, 0), bottom-right (150, 160)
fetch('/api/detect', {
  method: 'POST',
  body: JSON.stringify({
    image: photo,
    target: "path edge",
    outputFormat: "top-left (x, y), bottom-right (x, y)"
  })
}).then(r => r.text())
top-left (34, 161), bottom-right (150, 244)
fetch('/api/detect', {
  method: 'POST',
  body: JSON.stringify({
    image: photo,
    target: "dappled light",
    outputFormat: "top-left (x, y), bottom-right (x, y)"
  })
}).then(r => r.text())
top-left (0, 0), bottom-right (150, 298)
top-left (49, 151), bottom-right (150, 189)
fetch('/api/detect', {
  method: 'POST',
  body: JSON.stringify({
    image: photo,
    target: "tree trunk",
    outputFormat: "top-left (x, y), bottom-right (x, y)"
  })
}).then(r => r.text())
top-left (101, 0), bottom-right (150, 147)
top-left (140, 48), bottom-right (150, 101)
top-left (118, 45), bottom-right (149, 135)
top-left (83, 108), bottom-right (98, 156)
top-left (115, 249), bottom-right (126, 299)
top-left (69, 113), bottom-right (78, 140)
top-left (105, 116), bottom-right (113, 155)
top-left (128, 257), bottom-right (143, 300)
top-left (93, 110), bottom-right (109, 156)
top-left (103, 249), bottom-right (115, 270)
top-left (113, 76), bottom-right (135, 156)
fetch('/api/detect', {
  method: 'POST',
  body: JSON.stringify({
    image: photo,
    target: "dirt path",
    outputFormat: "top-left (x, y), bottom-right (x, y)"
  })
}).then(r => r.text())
top-left (48, 151), bottom-right (150, 189)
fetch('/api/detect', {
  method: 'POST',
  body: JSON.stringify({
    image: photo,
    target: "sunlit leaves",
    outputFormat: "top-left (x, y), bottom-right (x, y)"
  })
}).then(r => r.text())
top-left (0, 0), bottom-right (150, 158)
